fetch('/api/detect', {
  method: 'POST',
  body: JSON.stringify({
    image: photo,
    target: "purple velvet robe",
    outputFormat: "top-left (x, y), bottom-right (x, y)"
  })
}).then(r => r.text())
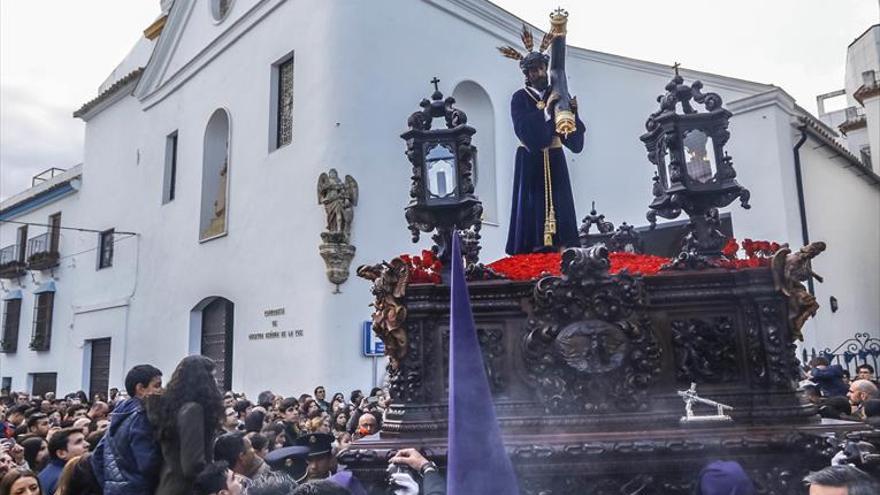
top-left (505, 87), bottom-right (586, 255)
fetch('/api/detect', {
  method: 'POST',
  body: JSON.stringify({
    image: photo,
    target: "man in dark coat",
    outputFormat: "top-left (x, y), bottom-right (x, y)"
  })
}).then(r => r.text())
top-left (92, 364), bottom-right (163, 495)
top-left (505, 50), bottom-right (586, 255)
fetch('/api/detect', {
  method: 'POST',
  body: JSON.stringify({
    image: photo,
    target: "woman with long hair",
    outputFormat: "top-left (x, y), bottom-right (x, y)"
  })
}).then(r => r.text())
top-left (51, 454), bottom-right (100, 495)
top-left (19, 439), bottom-right (47, 473)
top-left (151, 355), bottom-right (224, 495)
top-left (0, 468), bottom-right (42, 495)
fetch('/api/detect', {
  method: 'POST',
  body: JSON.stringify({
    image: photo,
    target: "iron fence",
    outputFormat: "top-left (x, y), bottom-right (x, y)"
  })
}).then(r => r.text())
top-left (802, 332), bottom-right (880, 376)
top-left (26, 233), bottom-right (50, 258)
top-left (0, 245), bottom-right (18, 265)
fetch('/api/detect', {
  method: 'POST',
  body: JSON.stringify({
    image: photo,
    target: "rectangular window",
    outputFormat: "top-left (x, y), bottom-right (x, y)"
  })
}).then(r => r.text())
top-left (16, 225), bottom-right (27, 262)
top-left (48, 213), bottom-right (61, 252)
top-left (270, 53), bottom-right (294, 150)
top-left (97, 229), bottom-right (114, 269)
top-left (30, 372), bottom-right (56, 397)
top-left (0, 377), bottom-right (10, 396)
top-left (163, 131), bottom-right (179, 204)
top-left (1, 298), bottom-right (21, 353)
top-left (31, 292), bottom-right (54, 351)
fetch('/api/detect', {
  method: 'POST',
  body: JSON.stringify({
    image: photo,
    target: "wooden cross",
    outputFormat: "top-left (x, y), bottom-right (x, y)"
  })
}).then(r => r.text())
top-left (672, 62), bottom-right (681, 76)
top-left (431, 77), bottom-right (441, 92)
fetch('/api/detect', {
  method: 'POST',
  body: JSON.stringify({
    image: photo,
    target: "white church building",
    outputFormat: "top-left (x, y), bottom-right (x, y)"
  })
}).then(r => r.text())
top-left (1, 0), bottom-right (878, 398)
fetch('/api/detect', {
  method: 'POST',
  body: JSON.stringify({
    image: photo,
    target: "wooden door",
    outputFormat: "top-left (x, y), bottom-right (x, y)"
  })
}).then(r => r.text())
top-left (201, 298), bottom-right (233, 390)
top-left (89, 338), bottom-right (111, 401)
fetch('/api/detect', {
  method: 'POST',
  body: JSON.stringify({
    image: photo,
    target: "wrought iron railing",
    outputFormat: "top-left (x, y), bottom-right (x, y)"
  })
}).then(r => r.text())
top-left (0, 245), bottom-right (18, 265)
top-left (27, 233), bottom-right (51, 257)
top-left (801, 332), bottom-right (880, 376)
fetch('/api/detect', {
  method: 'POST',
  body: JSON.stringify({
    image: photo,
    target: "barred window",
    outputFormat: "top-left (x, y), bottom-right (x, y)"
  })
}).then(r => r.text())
top-left (31, 292), bottom-right (54, 351)
top-left (1, 298), bottom-right (21, 353)
top-left (98, 229), bottom-right (114, 269)
top-left (274, 55), bottom-right (294, 149)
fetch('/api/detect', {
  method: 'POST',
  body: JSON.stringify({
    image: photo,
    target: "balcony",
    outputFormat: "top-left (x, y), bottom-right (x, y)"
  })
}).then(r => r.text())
top-left (0, 245), bottom-right (26, 279)
top-left (26, 233), bottom-right (59, 271)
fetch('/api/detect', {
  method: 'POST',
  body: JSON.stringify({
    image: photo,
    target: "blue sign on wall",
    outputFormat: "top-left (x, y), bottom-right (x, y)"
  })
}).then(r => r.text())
top-left (362, 321), bottom-right (385, 357)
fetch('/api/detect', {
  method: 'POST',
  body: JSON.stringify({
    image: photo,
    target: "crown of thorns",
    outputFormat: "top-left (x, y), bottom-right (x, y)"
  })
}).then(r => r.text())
top-left (497, 24), bottom-right (554, 71)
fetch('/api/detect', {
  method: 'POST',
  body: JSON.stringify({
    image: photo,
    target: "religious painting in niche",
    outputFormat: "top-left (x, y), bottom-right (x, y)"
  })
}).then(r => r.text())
top-left (200, 110), bottom-right (231, 241)
top-left (683, 130), bottom-right (716, 183)
top-left (424, 143), bottom-right (457, 200)
top-left (276, 57), bottom-right (294, 148)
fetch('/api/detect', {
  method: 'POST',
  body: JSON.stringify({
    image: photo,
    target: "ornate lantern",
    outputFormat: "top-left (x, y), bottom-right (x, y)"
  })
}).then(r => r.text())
top-left (402, 78), bottom-right (483, 271)
top-left (641, 67), bottom-right (751, 267)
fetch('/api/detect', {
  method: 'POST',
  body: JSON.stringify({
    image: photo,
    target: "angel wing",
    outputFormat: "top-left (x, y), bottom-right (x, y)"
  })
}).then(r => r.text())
top-left (345, 175), bottom-right (359, 206)
top-left (317, 172), bottom-right (329, 204)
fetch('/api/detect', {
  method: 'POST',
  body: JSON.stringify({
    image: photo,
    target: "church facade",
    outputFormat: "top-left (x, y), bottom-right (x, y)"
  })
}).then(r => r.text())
top-left (1, 0), bottom-right (878, 397)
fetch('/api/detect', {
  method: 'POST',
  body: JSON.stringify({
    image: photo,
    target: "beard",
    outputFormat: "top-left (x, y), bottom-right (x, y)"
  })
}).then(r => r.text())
top-left (531, 76), bottom-right (549, 91)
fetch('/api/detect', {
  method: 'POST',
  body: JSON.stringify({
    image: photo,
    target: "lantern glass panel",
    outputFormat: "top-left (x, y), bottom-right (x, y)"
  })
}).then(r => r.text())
top-left (425, 143), bottom-right (457, 200)
top-left (683, 129), bottom-right (716, 184)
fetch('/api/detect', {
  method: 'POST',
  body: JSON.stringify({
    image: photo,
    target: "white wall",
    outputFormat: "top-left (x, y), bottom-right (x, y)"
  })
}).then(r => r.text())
top-left (799, 132), bottom-right (880, 351)
top-left (3, 0), bottom-right (876, 398)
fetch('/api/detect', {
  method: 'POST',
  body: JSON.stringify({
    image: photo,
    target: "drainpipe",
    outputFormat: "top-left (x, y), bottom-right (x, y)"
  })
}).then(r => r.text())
top-left (792, 125), bottom-right (814, 294)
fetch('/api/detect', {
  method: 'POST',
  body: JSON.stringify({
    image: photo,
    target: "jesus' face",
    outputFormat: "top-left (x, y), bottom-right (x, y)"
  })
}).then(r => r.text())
top-left (527, 63), bottom-right (549, 91)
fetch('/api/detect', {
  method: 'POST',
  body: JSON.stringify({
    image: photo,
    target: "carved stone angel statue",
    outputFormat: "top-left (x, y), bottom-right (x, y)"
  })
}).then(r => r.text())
top-left (317, 169), bottom-right (359, 243)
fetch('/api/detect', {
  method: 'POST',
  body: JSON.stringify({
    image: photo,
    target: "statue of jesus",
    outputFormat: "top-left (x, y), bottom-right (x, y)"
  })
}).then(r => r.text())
top-left (499, 25), bottom-right (586, 254)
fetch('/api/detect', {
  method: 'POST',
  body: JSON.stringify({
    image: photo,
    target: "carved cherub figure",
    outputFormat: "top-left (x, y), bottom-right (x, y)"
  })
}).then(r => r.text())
top-left (356, 258), bottom-right (410, 369)
top-left (772, 241), bottom-right (827, 340)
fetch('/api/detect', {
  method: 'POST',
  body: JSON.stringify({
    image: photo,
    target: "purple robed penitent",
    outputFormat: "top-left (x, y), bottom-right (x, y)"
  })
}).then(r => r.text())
top-left (447, 231), bottom-right (520, 494)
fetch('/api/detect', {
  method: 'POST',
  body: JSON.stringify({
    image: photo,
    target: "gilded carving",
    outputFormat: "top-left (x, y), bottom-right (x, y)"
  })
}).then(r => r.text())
top-left (356, 259), bottom-right (409, 370)
top-left (771, 241), bottom-right (826, 340)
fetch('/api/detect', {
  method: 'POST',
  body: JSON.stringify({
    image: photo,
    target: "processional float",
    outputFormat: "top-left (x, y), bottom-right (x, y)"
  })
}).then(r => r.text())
top-left (345, 9), bottom-right (863, 495)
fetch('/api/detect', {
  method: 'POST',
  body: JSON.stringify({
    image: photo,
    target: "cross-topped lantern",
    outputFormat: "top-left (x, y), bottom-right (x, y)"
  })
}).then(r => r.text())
top-left (401, 79), bottom-right (483, 274)
top-left (640, 69), bottom-right (751, 268)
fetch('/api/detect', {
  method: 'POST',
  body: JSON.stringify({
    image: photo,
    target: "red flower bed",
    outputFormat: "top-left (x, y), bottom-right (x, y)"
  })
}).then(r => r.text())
top-left (399, 250), bottom-right (442, 284)
top-left (398, 238), bottom-right (784, 284)
top-left (716, 238), bottom-right (782, 269)
top-left (486, 251), bottom-right (669, 281)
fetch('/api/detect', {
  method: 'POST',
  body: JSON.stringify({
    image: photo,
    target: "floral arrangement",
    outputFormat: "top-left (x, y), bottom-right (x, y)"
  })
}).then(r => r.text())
top-left (717, 238), bottom-right (784, 269)
top-left (486, 251), bottom-right (669, 281)
top-left (397, 238), bottom-right (784, 284)
top-left (398, 250), bottom-right (442, 284)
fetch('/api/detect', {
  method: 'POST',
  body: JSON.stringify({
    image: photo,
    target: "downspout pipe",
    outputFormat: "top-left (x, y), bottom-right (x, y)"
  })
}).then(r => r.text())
top-left (792, 125), bottom-right (814, 294)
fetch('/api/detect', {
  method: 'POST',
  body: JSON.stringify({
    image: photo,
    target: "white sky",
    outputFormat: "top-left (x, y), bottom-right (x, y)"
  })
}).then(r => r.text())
top-left (1, 0), bottom-right (878, 200)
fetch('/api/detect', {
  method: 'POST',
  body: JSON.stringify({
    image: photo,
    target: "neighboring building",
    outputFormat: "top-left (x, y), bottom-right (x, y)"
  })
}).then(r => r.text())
top-left (818, 24), bottom-right (880, 172)
top-left (1, 0), bottom-right (877, 397)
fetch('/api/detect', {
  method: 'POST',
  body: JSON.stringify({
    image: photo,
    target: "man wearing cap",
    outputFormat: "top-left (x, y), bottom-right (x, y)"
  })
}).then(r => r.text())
top-left (295, 432), bottom-right (336, 481)
top-left (264, 445), bottom-right (310, 484)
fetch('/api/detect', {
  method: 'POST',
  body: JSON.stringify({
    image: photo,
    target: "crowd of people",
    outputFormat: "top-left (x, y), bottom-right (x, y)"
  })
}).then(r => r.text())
top-left (0, 354), bottom-right (878, 495)
top-left (801, 358), bottom-right (880, 424)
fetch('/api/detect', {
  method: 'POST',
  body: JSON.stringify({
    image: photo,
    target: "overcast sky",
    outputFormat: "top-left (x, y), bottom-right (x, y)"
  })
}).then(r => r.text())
top-left (1, 0), bottom-right (877, 200)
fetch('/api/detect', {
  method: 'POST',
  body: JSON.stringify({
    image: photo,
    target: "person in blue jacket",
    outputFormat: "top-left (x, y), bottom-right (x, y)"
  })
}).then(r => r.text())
top-left (92, 364), bottom-right (163, 495)
top-left (808, 357), bottom-right (849, 398)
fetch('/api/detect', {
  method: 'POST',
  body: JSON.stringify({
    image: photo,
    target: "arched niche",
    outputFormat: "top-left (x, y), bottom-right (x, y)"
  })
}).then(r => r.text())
top-left (200, 109), bottom-right (231, 241)
top-left (452, 81), bottom-right (497, 222)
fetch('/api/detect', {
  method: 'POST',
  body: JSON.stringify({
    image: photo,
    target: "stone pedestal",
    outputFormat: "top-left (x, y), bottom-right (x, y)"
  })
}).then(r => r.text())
top-left (319, 241), bottom-right (355, 293)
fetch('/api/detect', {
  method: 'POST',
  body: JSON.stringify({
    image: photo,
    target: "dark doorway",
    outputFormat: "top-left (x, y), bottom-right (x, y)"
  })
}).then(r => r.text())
top-left (88, 338), bottom-right (111, 401)
top-left (200, 298), bottom-right (234, 391)
top-left (31, 372), bottom-right (57, 397)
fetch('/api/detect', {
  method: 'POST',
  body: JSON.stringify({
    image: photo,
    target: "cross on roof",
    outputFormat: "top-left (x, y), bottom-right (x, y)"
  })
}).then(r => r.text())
top-left (431, 77), bottom-right (440, 92)
top-left (672, 62), bottom-right (681, 76)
